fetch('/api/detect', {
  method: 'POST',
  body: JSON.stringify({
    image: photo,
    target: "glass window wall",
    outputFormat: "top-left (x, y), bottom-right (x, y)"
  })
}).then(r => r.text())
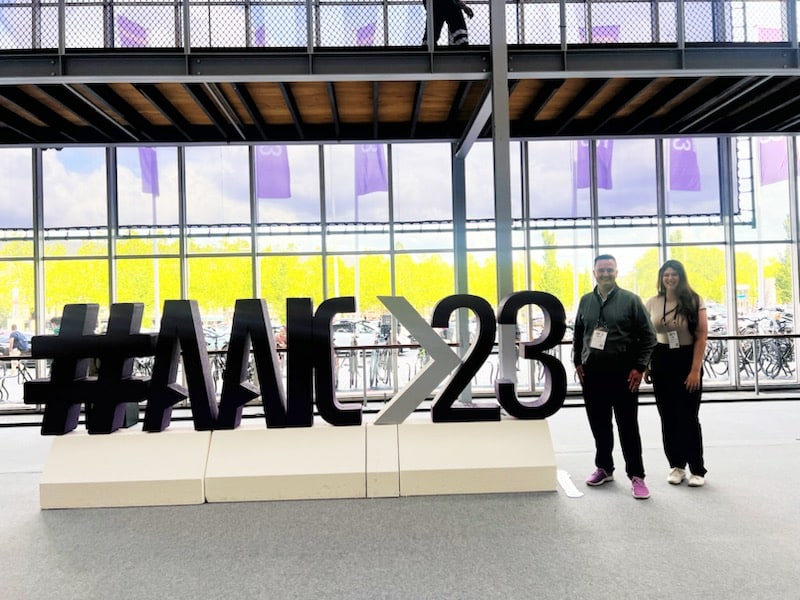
top-left (3, 136), bottom-right (800, 408)
top-left (185, 146), bottom-right (250, 225)
top-left (257, 145), bottom-right (321, 225)
top-left (43, 147), bottom-right (107, 230)
top-left (117, 147), bottom-right (180, 228)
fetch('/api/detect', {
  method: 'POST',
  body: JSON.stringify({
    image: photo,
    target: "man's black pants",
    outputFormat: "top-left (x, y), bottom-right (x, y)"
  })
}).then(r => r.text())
top-left (582, 356), bottom-right (645, 479)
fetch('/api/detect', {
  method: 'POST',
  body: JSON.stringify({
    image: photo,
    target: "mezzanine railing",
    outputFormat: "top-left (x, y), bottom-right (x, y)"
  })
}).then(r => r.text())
top-left (0, 0), bottom-right (796, 52)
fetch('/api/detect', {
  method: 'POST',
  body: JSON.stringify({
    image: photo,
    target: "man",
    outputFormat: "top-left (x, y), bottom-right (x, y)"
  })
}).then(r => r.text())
top-left (422, 0), bottom-right (474, 47)
top-left (573, 255), bottom-right (656, 499)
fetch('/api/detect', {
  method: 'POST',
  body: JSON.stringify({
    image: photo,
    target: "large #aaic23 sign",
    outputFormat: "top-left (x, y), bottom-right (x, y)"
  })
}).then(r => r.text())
top-left (24, 292), bottom-right (567, 436)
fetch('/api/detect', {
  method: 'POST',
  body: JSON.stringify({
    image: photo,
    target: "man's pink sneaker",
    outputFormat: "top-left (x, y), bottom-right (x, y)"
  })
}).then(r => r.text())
top-left (585, 468), bottom-right (614, 486)
top-left (631, 476), bottom-right (650, 499)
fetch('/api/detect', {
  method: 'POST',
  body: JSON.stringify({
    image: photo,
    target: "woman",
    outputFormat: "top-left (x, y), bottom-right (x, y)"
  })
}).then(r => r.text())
top-left (645, 260), bottom-right (708, 487)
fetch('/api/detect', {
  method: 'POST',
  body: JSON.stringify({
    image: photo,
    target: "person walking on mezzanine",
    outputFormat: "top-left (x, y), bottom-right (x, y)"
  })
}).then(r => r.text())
top-left (422, 0), bottom-right (474, 47)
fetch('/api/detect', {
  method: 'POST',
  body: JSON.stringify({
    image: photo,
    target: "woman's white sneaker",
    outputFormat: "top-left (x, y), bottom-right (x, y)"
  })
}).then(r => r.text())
top-left (688, 474), bottom-right (705, 487)
top-left (667, 467), bottom-right (686, 485)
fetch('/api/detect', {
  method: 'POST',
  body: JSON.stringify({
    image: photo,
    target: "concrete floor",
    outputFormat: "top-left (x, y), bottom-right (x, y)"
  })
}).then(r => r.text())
top-left (1, 399), bottom-right (798, 599)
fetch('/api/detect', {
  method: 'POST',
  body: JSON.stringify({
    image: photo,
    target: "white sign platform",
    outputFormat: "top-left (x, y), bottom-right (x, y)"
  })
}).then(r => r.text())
top-left (397, 419), bottom-right (556, 496)
top-left (39, 418), bottom-right (557, 508)
top-left (205, 423), bottom-right (366, 502)
top-left (39, 427), bottom-right (210, 509)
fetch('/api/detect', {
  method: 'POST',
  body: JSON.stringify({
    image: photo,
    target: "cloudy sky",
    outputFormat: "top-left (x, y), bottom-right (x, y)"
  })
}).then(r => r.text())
top-left (0, 137), bottom-right (793, 251)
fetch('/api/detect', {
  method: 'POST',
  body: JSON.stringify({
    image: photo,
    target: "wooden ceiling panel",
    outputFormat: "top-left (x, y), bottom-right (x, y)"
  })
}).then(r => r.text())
top-left (22, 85), bottom-right (86, 126)
top-left (0, 94), bottom-right (47, 127)
top-left (420, 81), bottom-right (462, 122)
top-left (291, 82), bottom-right (331, 124)
top-left (246, 82), bottom-right (294, 124)
top-left (536, 79), bottom-right (587, 121)
top-left (218, 82), bottom-right (253, 125)
top-left (459, 82), bottom-right (485, 122)
top-left (109, 83), bottom-right (171, 126)
top-left (508, 79), bottom-right (565, 122)
top-left (614, 78), bottom-right (671, 118)
top-left (334, 81), bottom-right (375, 123)
top-left (378, 81), bottom-right (417, 122)
top-left (155, 84), bottom-right (212, 125)
top-left (577, 78), bottom-right (629, 119)
top-left (652, 77), bottom-right (716, 118)
top-left (70, 85), bottom-right (132, 130)
top-left (508, 80), bottom-right (538, 120)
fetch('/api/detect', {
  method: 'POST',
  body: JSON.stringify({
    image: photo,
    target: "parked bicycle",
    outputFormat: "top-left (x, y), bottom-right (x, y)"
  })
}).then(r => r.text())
top-left (702, 313), bottom-right (796, 381)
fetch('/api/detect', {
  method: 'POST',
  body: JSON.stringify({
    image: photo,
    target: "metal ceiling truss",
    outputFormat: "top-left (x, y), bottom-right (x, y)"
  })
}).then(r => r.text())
top-left (2, 44), bottom-right (800, 148)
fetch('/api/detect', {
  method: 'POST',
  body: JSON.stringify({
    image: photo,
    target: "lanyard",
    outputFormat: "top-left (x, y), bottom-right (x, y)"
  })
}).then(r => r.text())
top-left (594, 288), bottom-right (613, 328)
top-left (662, 297), bottom-right (678, 326)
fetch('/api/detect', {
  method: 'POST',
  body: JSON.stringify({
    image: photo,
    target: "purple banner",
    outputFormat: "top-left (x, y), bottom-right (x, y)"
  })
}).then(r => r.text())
top-left (138, 147), bottom-right (159, 196)
top-left (252, 5), bottom-right (267, 46)
top-left (117, 15), bottom-right (147, 48)
top-left (596, 140), bottom-right (613, 189)
top-left (579, 25), bottom-right (620, 43)
top-left (669, 138), bottom-right (701, 191)
top-left (355, 144), bottom-right (388, 196)
top-left (345, 4), bottom-right (379, 46)
top-left (575, 141), bottom-right (590, 189)
top-left (356, 22), bottom-right (377, 46)
top-left (759, 137), bottom-right (788, 186)
top-left (575, 140), bottom-right (612, 190)
top-left (254, 24), bottom-right (267, 47)
top-left (757, 27), bottom-right (782, 42)
top-left (256, 145), bottom-right (292, 199)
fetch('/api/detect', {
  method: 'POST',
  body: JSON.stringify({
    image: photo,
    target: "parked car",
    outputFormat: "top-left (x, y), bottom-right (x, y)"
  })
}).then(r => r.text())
top-left (331, 320), bottom-right (383, 349)
top-left (332, 319), bottom-right (414, 354)
top-left (203, 326), bottom-right (230, 352)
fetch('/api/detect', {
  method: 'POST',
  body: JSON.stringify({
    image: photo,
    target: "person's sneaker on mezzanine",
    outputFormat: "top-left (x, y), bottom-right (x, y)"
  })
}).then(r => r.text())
top-left (631, 476), bottom-right (650, 499)
top-left (667, 467), bottom-right (686, 485)
top-left (585, 468), bottom-right (614, 486)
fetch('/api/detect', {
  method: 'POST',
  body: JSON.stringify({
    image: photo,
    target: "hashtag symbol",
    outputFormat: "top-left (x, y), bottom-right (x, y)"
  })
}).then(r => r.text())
top-left (24, 303), bottom-right (156, 435)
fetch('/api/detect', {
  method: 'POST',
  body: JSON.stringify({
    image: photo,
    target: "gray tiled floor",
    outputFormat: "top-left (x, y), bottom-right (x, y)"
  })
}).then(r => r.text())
top-left (1, 399), bottom-right (799, 599)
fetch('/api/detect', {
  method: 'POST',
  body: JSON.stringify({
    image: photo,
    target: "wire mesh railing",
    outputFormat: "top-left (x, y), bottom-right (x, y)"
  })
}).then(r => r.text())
top-left (0, 0), bottom-right (795, 51)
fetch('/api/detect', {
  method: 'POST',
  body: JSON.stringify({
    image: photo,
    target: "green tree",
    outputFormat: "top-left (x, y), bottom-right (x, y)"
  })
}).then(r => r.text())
top-left (357, 254), bottom-right (391, 316)
top-left (734, 251), bottom-right (758, 308)
top-left (535, 232), bottom-right (571, 301)
top-left (467, 254), bottom-right (497, 304)
top-left (633, 245), bottom-right (729, 305)
top-left (395, 253), bottom-right (454, 317)
top-left (772, 217), bottom-right (793, 304)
